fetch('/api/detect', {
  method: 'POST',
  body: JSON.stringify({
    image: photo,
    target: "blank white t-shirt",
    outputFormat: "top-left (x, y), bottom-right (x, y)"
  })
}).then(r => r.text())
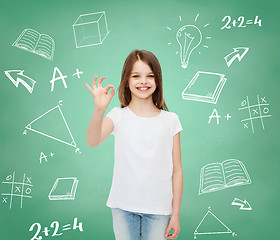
top-left (106, 106), bottom-right (183, 215)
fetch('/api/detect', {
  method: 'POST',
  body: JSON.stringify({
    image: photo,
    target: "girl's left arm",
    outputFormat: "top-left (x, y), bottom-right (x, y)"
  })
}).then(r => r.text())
top-left (165, 132), bottom-right (183, 239)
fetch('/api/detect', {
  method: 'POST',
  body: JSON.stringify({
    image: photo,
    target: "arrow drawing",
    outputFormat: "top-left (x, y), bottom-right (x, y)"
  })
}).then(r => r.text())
top-left (231, 198), bottom-right (252, 210)
top-left (224, 47), bottom-right (249, 67)
top-left (4, 70), bottom-right (36, 93)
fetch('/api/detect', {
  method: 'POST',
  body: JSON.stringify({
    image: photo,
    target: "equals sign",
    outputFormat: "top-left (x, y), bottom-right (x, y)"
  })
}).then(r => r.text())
top-left (246, 19), bottom-right (253, 25)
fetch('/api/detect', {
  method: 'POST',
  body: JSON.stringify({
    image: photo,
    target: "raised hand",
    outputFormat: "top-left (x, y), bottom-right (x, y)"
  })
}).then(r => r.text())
top-left (85, 76), bottom-right (115, 111)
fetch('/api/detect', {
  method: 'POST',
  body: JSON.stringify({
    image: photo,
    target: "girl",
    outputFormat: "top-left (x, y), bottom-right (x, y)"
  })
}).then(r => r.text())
top-left (85, 50), bottom-right (183, 240)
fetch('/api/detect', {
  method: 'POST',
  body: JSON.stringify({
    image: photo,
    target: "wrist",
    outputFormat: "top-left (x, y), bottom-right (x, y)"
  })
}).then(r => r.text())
top-left (93, 108), bottom-right (106, 115)
top-left (171, 212), bottom-right (180, 218)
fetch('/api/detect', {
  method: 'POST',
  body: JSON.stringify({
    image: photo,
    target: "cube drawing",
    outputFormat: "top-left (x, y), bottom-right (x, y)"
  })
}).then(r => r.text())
top-left (73, 11), bottom-right (109, 48)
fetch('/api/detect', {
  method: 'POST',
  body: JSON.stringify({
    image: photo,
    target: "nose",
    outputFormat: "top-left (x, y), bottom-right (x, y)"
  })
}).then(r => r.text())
top-left (139, 77), bottom-right (148, 84)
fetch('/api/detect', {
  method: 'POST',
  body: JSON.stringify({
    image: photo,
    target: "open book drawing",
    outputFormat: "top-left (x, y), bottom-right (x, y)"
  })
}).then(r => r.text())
top-left (48, 177), bottom-right (79, 200)
top-left (12, 29), bottom-right (55, 60)
top-left (182, 71), bottom-right (227, 104)
top-left (199, 159), bottom-right (251, 195)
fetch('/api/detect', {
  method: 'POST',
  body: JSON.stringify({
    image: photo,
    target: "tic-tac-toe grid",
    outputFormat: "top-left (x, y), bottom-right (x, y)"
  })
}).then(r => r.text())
top-left (1, 172), bottom-right (33, 208)
top-left (238, 95), bottom-right (271, 133)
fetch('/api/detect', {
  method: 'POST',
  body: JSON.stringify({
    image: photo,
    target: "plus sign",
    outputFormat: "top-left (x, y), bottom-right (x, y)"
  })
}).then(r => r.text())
top-left (225, 113), bottom-right (231, 120)
top-left (73, 68), bottom-right (83, 79)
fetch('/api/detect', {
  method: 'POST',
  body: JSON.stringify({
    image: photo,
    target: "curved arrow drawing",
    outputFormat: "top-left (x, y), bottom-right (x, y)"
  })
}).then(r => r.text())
top-left (4, 70), bottom-right (36, 93)
top-left (224, 47), bottom-right (249, 67)
top-left (231, 198), bottom-right (252, 210)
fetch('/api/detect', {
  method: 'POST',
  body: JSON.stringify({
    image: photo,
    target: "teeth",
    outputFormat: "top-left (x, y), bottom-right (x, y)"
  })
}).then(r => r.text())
top-left (138, 87), bottom-right (149, 90)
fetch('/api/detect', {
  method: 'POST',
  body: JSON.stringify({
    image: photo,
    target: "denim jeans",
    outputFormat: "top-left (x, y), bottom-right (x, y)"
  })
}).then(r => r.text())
top-left (111, 208), bottom-right (171, 240)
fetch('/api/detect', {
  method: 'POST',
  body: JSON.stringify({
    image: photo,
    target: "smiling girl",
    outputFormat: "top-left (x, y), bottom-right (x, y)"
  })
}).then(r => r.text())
top-left (86, 50), bottom-right (183, 240)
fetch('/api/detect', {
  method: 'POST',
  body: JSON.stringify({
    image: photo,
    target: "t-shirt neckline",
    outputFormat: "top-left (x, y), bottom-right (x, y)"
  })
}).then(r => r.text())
top-left (126, 106), bottom-right (163, 119)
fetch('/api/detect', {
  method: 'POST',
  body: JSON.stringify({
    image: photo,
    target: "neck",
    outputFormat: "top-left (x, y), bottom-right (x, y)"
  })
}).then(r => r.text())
top-left (128, 98), bottom-right (159, 114)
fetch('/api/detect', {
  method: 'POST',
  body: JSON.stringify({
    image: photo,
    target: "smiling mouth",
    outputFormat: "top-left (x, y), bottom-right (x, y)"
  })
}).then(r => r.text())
top-left (136, 87), bottom-right (151, 91)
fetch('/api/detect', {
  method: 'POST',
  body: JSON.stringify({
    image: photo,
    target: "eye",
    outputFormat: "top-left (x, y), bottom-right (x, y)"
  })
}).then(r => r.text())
top-left (148, 75), bottom-right (154, 78)
top-left (132, 75), bottom-right (139, 78)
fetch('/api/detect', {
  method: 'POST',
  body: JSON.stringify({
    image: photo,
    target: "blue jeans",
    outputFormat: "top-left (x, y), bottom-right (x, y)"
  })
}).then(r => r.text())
top-left (111, 208), bottom-right (171, 240)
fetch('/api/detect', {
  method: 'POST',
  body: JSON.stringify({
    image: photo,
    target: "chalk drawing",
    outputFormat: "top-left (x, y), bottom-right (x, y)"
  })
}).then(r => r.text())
top-left (73, 11), bottom-right (110, 48)
top-left (199, 159), bottom-right (251, 195)
top-left (12, 29), bottom-right (55, 60)
top-left (50, 67), bottom-right (68, 91)
top-left (39, 152), bottom-right (54, 163)
top-left (225, 113), bottom-right (231, 120)
top-left (208, 109), bottom-right (232, 124)
top-left (208, 109), bottom-right (221, 124)
top-left (29, 217), bottom-right (83, 240)
top-left (4, 70), bottom-right (36, 93)
top-left (238, 95), bottom-right (271, 133)
top-left (166, 14), bottom-right (211, 69)
top-left (1, 172), bottom-right (32, 209)
top-left (224, 47), bottom-right (249, 67)
top-left (176, 25), bottom-right (202, 69)
top-left (231, 198), bottom-right (252, 210)
top-left (48, 177), bottom-right (79, 200)
top-left (25, 103), bottom-right (77, 149)
top-left (221, 15), bottom-right (262, 30)
top-left (182, 71), bottom-right (227, 104)
top-left (72, 68), bottom-right (83, 79)
top-left (194, 207), bottom-right (236, 239)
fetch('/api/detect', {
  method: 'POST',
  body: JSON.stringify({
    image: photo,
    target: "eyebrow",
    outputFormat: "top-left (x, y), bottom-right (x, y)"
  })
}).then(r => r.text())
top-left (131, 72), bottom-right (154, 74)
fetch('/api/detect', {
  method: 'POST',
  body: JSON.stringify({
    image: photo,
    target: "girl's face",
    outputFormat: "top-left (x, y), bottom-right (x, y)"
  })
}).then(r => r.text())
top-left (128, 60), bottom-right (156, 102)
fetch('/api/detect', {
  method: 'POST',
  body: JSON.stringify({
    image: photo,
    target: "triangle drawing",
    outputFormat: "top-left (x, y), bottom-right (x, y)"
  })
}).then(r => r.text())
top-left (25, 104), bottom-right (76, 148)
top-left (194, 207), bottom-right (235, 239)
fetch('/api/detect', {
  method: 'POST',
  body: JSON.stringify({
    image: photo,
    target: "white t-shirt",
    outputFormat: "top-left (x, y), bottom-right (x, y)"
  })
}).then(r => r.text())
top-left (106, 106), bottom-right (183, 215)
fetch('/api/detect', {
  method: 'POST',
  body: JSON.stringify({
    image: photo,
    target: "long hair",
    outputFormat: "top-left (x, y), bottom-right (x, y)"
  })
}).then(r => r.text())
top-left (118, 50), bottom-right (168, 111)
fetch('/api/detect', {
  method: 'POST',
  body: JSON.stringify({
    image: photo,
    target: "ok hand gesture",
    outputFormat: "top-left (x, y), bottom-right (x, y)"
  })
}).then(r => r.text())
top-left (85, 76), bottom-right (115, 111)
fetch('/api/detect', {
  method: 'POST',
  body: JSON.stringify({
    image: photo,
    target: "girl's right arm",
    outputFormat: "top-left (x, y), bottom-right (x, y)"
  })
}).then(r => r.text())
top-left (85, 76), bottom-right (115, 147)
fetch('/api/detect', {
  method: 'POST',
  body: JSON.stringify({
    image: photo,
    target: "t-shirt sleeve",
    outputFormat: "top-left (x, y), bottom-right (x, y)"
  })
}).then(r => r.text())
top-left (105, 107), bottom-right (120, 135)
top-left (172, 113), bottom-right (183, 136)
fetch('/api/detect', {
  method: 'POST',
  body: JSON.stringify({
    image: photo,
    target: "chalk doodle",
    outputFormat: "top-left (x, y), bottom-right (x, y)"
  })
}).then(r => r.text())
top-left (1, 172), bottom-right (33, 209)
top-left (208, 109), bottom-right (231, 124)
top-left (4, 70), bottom-right (36, 93)
top-left (221, 15), bottom-right (262, 30)
top-left (12, 29), bottom-right (55, 60)
top-left (48, 177), bottom-right (79, 200)
top-left (39, 152), bottom-right (54, 163)
top-left (194, 207), bottom-right (236, 239)
top-left (166, 14), bottom-right (211, 69)
top-left (24, 103), bottom-right (78, 149)
top-left (29, 217), bottom-right (83, 240)
top-left (73, 11), bottom-right (110, 48)
top-left (72, 68), bottom-right (83, 79)
top-left (199, 159), bottom-right (251, 195)
top-left (238, 95), bottom-right (271, 133)
top-left (182, 71), bottom-right (227, 104)
top-left (224, 47), bottom-right (249, 67)
top-left (50, 67), bottom-right (68, 91)
top-left (231, 198), bottom-right (252, 210)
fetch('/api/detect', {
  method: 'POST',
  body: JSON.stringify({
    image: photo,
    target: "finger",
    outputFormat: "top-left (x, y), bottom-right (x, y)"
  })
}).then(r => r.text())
top-left (109, 87), bottom-right (115, 99)
top-left (97, 77), bottom-right (106, 88)
top-left (104, 84), bottom-right (114, 93)
top-left (165, 226), bottom-right (172, 238)
top-left (92, 76), bottom-right (98, 89)
top-left (85, 83), bottom-right (94, 94)
top-left (172, 229), bottom-right (179, 239)
top-left (166, 233), bottom-right (176, 240)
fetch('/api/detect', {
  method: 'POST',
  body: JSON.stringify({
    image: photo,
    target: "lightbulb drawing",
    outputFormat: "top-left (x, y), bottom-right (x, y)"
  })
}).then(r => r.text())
top-left (176, 25), bottom-right (202, 69)
top-left (166, 14), bottom-right (211, 69)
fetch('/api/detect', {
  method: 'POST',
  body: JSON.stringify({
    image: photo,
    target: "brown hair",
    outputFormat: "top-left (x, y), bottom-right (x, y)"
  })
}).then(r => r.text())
top-left (118, 50), bottom-right (168, 111)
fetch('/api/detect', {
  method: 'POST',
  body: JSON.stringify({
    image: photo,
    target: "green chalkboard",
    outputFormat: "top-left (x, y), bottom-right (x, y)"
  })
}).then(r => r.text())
top-left (1, 0), bottom-right (279, 239)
